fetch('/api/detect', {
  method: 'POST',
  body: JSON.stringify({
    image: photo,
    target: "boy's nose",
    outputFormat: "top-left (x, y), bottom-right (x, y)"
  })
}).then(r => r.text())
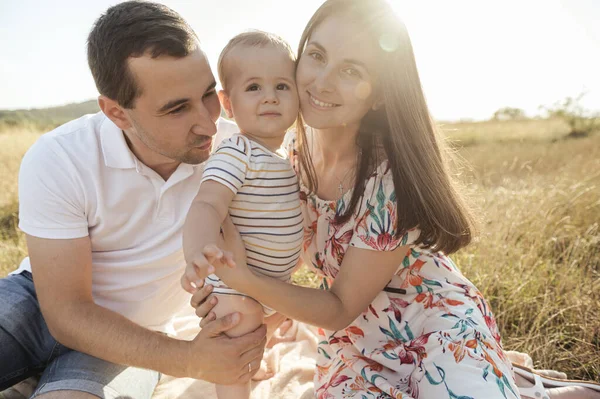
top-left (263, 91), bottom-right (279, 104)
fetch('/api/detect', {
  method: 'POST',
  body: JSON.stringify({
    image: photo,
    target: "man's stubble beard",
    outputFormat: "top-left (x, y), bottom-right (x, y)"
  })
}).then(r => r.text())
top-left (129, 117), bottom-right (210, 165)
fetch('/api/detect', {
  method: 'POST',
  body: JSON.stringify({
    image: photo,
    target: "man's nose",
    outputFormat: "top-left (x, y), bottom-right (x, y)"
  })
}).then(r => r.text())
top-left (191, 104), bottom-right (217, 136)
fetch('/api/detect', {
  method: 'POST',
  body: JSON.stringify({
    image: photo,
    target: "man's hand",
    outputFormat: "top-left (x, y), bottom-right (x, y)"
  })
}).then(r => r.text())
top-left (184, 313), bottom-right (268, 383)
top-left (181, 244), bottom-right (236, 294)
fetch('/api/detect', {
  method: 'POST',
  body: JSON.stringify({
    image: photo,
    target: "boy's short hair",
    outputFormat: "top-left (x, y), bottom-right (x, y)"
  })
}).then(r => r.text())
top-left (87, 1), bottom-right (199, 108)
top-left (218, 30), bottom-right (296, 91)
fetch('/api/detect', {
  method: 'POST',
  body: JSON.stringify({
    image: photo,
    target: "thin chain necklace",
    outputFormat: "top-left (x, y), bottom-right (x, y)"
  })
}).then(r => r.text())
top-left (335, 167), bottom-right (355, 199)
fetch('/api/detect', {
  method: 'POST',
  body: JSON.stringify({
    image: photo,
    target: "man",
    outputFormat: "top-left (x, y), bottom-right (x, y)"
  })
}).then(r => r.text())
top-left (0, 2), bottom-right (268, 398)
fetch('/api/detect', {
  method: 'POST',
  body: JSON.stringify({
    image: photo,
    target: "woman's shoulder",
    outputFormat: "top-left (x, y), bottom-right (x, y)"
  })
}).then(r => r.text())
top-left (362, 157), bottom-right (394, 198)
top-left (282, 129), bottom-right (299, 154)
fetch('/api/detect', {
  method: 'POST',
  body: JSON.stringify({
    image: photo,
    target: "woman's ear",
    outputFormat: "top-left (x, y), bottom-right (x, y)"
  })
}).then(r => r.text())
top-left (372, 98), bottom-right (384, 111)
top-left (218, 90), bottom-right (234, 119)
top-left (98, 95), bottom-right (132, 130)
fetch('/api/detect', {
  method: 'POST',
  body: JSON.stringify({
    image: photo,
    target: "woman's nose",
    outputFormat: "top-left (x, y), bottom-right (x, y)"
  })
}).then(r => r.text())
top-left (314, 67), bottom-right (335, 93)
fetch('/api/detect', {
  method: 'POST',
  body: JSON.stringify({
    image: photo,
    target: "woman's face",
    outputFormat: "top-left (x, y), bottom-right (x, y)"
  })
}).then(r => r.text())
top-left (296, 14), bottom-right (380, 131)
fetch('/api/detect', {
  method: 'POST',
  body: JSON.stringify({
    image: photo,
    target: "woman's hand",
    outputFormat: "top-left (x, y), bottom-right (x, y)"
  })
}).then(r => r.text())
top-left (215, 215), bottom-right (254, 291)
top-left (219, 214), bottom-right (247, 266)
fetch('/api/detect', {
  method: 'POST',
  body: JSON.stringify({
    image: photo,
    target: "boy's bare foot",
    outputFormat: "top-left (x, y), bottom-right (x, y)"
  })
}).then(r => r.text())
top-left (251, 360), bottom-right (274, 381)
top-left (266, 319), bottom-right (296, 348)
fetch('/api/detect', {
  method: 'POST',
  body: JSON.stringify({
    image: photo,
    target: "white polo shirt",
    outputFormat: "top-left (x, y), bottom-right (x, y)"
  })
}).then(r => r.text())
top-left (17, 112), bottom-right (237, 333)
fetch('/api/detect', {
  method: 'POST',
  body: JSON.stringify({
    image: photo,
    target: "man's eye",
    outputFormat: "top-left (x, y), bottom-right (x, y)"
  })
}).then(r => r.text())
top-left (169, 105), bottom-right (186, 114)
top-left (246, 84), bottom-right (260, 91)
top-left (276, 83), bottom-right (290, 90)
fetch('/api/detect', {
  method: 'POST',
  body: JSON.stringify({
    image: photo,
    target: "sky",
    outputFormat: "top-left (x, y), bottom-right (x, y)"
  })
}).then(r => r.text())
top-left (0, 0), bottom-right (598, 121)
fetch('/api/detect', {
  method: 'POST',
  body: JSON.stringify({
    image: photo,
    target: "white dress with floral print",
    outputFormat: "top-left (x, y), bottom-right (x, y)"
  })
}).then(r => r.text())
top-left (287, 132), bottom-right (519, 399)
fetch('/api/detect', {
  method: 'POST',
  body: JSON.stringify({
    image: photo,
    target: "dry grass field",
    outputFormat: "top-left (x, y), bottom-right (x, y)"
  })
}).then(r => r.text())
top-left (1, 118), bottom-right (598, 381)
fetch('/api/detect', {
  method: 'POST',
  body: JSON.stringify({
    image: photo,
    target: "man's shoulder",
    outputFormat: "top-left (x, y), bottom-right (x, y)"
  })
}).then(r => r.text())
top-left (43, 112), bottom-right (106, 142)
top-left (23, 112), bottom-right (107, 170)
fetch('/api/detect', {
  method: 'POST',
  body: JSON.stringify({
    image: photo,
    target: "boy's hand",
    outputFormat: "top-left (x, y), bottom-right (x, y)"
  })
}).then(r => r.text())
top-left (203, 244), bottom-right (236, 269)
top-left (181, 244), bottom-right (236, 294)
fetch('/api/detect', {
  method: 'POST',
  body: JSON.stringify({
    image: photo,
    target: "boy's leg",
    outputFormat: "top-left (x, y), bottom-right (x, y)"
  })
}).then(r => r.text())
top-left (0, 272), bottom-right (59, 390)
top-left (211, 294), bottom-right (264, 399)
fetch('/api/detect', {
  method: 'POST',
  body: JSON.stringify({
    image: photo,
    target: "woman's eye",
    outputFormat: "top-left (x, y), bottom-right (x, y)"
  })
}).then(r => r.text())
top-left (276, 83), bottom-right (290, 90)
top-left (246, 84), bottom-right (260, 91)
top-left (343, 68), bottom-right (362, 78)
top-left (309, 51), bottom-right (324, 62)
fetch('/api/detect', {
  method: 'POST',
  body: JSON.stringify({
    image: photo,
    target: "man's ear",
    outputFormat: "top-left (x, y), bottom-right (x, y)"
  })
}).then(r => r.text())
top-left (218, 90), bottom-right (234, 119)
top-left (98, 95), bottom-right (132, 130)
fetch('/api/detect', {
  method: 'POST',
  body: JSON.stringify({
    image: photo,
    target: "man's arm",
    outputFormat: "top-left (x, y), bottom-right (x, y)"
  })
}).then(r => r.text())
top-left (28, 234), bottom-right (267, 383)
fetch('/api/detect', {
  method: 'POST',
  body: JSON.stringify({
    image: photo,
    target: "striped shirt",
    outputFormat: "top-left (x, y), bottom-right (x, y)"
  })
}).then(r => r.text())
top-left (201, 134), bottom-right (303, 304)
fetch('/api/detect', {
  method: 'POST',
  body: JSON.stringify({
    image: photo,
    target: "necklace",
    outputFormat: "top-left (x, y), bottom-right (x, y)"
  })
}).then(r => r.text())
top-left (308, 126), bottom-right (360, 199)
top-left (335, 167), bottom-right (354, 199)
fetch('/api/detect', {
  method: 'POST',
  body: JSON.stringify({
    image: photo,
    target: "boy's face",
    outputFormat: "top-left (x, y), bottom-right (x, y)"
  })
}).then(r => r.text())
top-left (221, 46), bottom-right (299, 139)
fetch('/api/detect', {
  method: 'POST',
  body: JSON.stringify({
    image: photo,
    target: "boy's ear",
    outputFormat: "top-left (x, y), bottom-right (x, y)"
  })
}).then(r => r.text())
top-left (218, 90), bottom-right (234, 119)
top-left (98, 95), bottom-right (132, 130)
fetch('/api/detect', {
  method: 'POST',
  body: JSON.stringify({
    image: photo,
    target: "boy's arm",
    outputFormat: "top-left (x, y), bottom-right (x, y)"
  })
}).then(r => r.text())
top-left (183, 136), bottom-right (250, 289)
top-left (182, 180), bottom-right (237, 290)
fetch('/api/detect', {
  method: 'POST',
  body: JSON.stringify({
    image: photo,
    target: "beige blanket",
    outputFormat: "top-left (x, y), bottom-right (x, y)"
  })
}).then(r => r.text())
top-left (152, 311), bottom-right (542, 399)
top-left (152, 312), bottom-right (318, 399)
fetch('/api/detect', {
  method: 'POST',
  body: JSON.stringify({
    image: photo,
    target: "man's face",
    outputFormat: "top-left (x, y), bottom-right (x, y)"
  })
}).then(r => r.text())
top-left (124, 48), bottom-right (221, 165)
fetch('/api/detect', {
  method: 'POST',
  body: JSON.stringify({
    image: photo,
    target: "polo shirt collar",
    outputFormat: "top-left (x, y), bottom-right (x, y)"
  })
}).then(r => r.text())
top-left (99, 114), bottom-right (201, 181)
top-left (100, 116), bottom-right (137, 169)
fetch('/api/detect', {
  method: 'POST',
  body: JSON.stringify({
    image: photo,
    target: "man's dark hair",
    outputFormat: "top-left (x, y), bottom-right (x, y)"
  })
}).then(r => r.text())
top-left (87, 1), bottom-right (199, 108)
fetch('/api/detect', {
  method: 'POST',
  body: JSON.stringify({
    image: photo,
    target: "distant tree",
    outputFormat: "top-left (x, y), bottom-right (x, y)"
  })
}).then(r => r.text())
top-left (492, 107), bottom-right (527, 121)
top-left (541, 92), bottom-right (600, 138)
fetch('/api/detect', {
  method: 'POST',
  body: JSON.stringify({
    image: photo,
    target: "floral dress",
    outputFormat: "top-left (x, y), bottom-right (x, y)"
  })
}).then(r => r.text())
top-left (286, 133), bottom-right (519, 399)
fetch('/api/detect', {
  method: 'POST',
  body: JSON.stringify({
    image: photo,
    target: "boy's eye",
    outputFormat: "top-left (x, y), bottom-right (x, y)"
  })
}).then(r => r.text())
top-left (246, 84), bottom-right (260, 91)
top-left (203, 90), bottom-right (216, 98)
top-left (276, 83), bottom-right (290, 90)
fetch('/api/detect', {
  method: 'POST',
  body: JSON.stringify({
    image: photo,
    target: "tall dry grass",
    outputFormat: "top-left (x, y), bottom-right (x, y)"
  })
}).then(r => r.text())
top-left (1, 119), bottom-right (598, 381)
top-left (0, 130), bottom-right (38, 276)
top-left (452, 135), bottom-right (600, 381)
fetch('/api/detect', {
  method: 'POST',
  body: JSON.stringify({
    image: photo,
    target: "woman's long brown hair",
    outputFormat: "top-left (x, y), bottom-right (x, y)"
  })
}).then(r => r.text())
top-left (296, 0), bottom-right (475, 254)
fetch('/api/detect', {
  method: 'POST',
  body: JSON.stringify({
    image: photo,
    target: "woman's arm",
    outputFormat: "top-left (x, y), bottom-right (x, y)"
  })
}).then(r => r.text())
top-left (217, 220), bottom-right (408, 331)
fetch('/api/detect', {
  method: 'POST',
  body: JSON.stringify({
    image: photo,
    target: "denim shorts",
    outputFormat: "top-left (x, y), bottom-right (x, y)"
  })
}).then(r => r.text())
top-left (0, 271), bottom-right (160, 398)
